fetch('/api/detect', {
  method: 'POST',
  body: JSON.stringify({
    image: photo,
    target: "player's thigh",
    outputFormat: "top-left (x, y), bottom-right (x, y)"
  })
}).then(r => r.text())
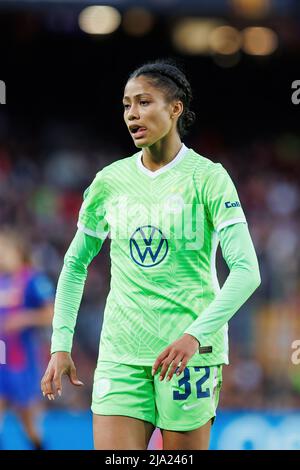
top-left (155, 364), bottom-right (222, 450)
top-left (162, 418), bottom-right (212, 450)
top-left (92, 362), bottom-right (156, 449)
top-left (93, 414), bottom-right (155, 450)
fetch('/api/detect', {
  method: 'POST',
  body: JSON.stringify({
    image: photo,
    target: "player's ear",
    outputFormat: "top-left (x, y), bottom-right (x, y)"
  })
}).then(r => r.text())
top-left (170, 100), bottom-right (183, 120)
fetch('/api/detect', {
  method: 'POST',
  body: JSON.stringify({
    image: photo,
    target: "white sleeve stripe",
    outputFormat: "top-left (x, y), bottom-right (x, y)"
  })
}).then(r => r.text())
top-left (216, 218), bottom-right (247, 233)
top-left (77, 222), bottom-right (109, 240)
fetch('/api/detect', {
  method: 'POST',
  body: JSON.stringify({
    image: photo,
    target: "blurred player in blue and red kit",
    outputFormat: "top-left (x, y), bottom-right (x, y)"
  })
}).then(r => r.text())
top-left (0, 228), bottom-right (54, 449)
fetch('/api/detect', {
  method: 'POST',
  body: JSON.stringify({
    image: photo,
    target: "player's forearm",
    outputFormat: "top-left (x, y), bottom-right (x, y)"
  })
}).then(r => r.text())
top-left (184, 223), bottom-right (261, 345)
top-left (51, 230), bottom-right (103, 354)
top-left (51, 260), bottom-right (87, 354)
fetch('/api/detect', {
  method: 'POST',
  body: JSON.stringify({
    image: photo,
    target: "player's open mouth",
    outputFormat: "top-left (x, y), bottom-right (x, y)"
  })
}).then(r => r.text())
top-left (130, 126), bottom-right (147, 139)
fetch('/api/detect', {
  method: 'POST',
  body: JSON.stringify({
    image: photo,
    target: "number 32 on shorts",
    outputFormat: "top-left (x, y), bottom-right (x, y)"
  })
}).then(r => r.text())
top-left (173, 366), bottom-right (211, 400)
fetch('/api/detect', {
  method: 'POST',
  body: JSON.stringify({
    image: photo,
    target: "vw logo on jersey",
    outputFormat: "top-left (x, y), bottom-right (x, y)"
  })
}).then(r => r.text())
top-left (130, 225), bottom-right (168, 267)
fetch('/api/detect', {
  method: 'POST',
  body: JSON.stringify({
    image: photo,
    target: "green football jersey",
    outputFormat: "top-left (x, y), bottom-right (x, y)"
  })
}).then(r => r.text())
top-left (77, 144), bottom-right (247, 366)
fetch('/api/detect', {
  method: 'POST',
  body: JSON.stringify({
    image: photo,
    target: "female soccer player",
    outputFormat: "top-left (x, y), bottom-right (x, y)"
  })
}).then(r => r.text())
top-left (41, 60), bottom-right (261, 450)
top-left (0, 228), bottom-right (54, 449)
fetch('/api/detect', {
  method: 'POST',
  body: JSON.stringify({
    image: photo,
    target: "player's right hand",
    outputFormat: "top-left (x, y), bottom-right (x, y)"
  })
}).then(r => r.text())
top-left (40, 351), bottom-right (84, 401)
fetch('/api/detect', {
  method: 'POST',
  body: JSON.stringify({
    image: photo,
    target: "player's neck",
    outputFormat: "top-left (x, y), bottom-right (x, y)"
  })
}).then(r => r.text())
top-left (141, 137), bottom-right (182, 172)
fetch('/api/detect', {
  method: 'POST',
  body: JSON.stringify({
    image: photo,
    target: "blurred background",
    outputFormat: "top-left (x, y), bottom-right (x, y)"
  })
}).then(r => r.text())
top-left (0, 0), bottom-right (300, 450)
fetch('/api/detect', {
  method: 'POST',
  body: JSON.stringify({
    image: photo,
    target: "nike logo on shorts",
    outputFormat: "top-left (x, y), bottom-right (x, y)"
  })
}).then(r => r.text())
top-left (182, 403), bottom-right (199, 411)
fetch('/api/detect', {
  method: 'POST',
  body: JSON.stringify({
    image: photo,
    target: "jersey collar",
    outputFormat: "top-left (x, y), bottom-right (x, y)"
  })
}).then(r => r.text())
top-left (136, 143), bottom-right (189, 178)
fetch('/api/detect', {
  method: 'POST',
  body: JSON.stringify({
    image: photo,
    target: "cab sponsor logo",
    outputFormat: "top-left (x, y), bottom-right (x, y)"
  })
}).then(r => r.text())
top-left (225, 201), bottom-right (241, 208)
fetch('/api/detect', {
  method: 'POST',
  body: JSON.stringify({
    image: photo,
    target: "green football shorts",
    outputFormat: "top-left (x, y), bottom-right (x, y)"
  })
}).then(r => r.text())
top-left (91, 361), bottom-right (223, 431)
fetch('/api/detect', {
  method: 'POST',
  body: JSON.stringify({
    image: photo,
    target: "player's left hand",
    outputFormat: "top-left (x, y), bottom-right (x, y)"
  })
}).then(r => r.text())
top-left (152, 333), bottom-right (199, 381)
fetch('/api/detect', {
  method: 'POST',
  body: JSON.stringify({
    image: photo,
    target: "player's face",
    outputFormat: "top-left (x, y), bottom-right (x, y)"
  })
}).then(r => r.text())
top-left (123, 76), bottom-right (175, 148)
top-left (0, 237), bottom-right (23, 274)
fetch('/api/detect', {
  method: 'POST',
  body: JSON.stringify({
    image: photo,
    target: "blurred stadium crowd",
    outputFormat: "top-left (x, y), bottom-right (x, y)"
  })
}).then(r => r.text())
top-left (0, 112), bottom-right (300, 413)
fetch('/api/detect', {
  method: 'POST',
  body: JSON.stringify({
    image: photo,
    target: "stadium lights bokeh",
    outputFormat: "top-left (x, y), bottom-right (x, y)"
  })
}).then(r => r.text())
top-left (79, 5), bottom-right (121, 35)
top-left (171, 18), bottom-right (222, 55)
top-left (209, 26), bottom-right (241, 55)
top-left (242, 27), bottom-right (278, 55)
top-left (122, 8), bottom-right (155, 37)
top-left (230, 0), bottom-right (271, 19)
top-left (171, 18), bottom-right (278, 59)
top-left (77, 7), bottom-right (278, 60)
